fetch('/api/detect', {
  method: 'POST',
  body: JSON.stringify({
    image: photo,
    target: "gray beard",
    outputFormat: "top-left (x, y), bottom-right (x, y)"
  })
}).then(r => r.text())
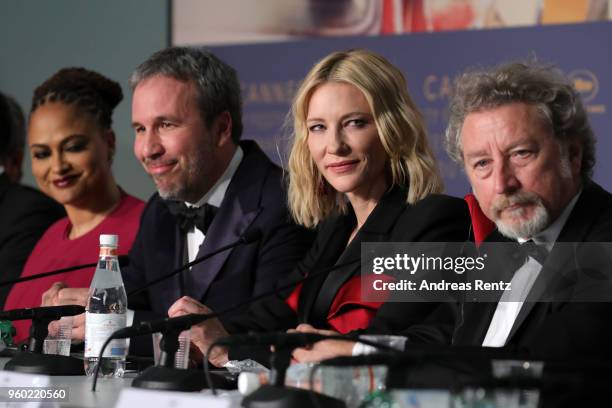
top-left (495, 202), bottom-right (550, 240)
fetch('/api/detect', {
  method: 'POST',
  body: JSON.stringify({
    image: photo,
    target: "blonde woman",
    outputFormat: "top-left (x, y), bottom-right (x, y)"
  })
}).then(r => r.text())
top-left (168, 49), bottom-right (470, 366)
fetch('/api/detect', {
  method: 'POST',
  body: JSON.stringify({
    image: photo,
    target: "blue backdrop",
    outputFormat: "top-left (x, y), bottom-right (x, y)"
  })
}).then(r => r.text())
top-left (210, 22), bottom-right (611, 197)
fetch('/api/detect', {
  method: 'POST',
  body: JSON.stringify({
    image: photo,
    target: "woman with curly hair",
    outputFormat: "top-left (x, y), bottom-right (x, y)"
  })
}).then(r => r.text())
top-left (5, 68), bottom-right (145, 343)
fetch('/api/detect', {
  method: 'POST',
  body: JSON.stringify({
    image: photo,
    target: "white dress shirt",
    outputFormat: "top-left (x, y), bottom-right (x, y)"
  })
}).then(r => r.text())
top-left (184, 146), bottom-right (243, 263)
top-left (482, 191), bottom-right (581, 347)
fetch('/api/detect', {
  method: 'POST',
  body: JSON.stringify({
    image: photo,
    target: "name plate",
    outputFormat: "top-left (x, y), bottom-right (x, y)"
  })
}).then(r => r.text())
top-left (115, 388), bottom-right (234, 408)
top-left (0, 370), bottom-right (51, 388)
top-left (0, 370), bottom-right (57, 407)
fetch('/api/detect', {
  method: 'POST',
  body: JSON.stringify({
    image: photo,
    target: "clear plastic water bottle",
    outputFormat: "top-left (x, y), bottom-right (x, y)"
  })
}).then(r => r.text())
top-left (84, 234), bottom-right (128, 377)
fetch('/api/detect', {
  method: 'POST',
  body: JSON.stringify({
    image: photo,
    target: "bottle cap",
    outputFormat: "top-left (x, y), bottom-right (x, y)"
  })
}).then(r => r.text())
top-left (99, 234), bottom-right (118, 247)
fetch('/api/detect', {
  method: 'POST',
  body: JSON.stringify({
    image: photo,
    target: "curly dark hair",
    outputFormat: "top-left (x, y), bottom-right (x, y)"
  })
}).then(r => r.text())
top-left (31, 67), bottom-right (123, 129)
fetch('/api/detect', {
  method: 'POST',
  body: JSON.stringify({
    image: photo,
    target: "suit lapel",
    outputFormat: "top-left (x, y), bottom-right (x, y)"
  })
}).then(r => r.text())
top-left (307, 187), bottom-right (408, 328)
top-left (186, 142), bottom-right (266, 300)
top-left (454, 231), bottom-right (511, 345)
top-left (506, 184), bottom-right (600, 342)
top-left (174, 220), bottom-right (186, 295)
top-left (505, 245), bottom-right (574, 341)
top-left (454, 302), bottom-right (498, 345)
top-left (299, 215), bottom-right (355, 325)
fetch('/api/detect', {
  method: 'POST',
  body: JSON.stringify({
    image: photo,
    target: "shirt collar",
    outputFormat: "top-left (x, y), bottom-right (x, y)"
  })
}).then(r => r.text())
top-left (517, 189), bottom-right (582, 251)
top-left (185, 146), bottom-right (243, 208)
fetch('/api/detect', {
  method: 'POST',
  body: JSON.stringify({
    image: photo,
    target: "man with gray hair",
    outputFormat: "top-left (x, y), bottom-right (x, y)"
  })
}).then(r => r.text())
top-left (446, 61), bottom-right (612, 358)
top-left (0, 92), bottom-right (64, 308)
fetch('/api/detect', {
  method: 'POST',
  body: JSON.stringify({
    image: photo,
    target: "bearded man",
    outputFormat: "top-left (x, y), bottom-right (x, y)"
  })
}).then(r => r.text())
top-left (445, 61), bottom-right (612, 359)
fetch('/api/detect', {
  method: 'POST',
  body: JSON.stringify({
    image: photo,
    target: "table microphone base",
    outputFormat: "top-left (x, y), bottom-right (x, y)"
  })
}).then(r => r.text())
top-left (132, 366), bottom-right (238, 391)
top-left (4, 351), bottom-right (84, 375)
top-left (132, 366), bottom-right (207, 392)
top-left (242, 385), bottom-right (347, 408)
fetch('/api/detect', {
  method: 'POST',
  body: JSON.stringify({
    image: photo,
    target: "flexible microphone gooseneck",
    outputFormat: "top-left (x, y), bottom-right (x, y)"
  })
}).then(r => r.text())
top-left (0, 305), bottom-right (85, 321)
top-left (2, 305), bottom-right (88, 376)
top-left (0, 256), bottom-right (130, 287)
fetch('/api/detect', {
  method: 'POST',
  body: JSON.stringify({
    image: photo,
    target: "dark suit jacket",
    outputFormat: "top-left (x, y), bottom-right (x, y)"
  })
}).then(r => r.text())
top-left (123, 141), bottom-right (314, 352)
top-left (453, 181), bottom-right (612, 359)
top-left (222, 187), bottom-right (471, 360)
top-left (0, 174), bottom-right (64, 308)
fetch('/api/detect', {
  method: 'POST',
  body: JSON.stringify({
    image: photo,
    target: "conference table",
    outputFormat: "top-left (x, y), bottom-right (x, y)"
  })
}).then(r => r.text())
top-left (0, 357), bottom-right (244, 407)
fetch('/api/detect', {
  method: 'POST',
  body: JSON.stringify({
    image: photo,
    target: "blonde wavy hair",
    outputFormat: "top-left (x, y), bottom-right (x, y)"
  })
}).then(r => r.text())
top-left (288, 49), bottom-right (443, 228)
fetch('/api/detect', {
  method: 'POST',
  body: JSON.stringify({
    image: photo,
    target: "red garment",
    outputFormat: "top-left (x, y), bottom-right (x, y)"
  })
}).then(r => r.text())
top-left (285, 274), bottom-right (395, 334)
top-left (4, 193), bottom-right (144, 342)
top-left (464, 193), bottom-right (495, 245)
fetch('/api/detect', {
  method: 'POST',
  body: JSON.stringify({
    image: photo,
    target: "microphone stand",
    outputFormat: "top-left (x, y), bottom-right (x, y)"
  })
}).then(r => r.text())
top-left (4, 308), bottom-right (85, 375)
top-left (130, 328), bottom-right (213, 392)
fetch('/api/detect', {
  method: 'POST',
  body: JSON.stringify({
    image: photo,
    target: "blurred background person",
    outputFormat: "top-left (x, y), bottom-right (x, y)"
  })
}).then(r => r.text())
top-left (4, 68), bottom-right (145, 343)
top-left (0, 92), bottom-right (64, 309)
top-left (168, 49), bottom-right (470, 366)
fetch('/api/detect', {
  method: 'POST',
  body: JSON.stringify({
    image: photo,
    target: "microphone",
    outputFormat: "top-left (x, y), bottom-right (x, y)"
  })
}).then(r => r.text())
top-left (127, 228), bottom-right (263, 297)
top-left (112, 313), bottom-right (201, 339)
top-left (113, 257), bottom-right (360, 340)
top-left (214, 332), bottom-right (332, 348)
top-left (0, 255), bottom-right (130, 287)
top-left (0, 305), bottom-right (85, 321)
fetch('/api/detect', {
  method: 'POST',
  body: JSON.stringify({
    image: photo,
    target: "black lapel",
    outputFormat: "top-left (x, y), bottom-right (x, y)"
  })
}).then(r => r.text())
top-left (506, 184), bottom-right (602, 341)
top-left (187, 141), bottom-right (267, 300)
top-left (453, 301), bottom-right (499, 345)
top-left (307, 187), bottom-right (408, 328)
top-left (298, 214), bottom-right (355, 324)
top-left (454, 231), bottom-right (512, 345)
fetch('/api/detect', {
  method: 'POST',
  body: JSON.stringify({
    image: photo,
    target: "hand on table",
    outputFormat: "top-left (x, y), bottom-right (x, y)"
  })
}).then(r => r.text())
top-left (42, 283), bottom-right (88, 340)
top-left (289, 323), bottom-right (355, 363)
top-left (168, 296), bottom-right (230, 367)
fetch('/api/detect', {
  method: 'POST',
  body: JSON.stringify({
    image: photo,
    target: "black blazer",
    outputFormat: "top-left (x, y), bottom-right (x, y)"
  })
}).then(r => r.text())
top-left (453, 181), bottom-right (612, 359)
top-left (0, 174), bottom-right (64, 308)
top-left (123, 141), bottom-right (314, 352)
top-left (222, 187), bottom-right (471, 360)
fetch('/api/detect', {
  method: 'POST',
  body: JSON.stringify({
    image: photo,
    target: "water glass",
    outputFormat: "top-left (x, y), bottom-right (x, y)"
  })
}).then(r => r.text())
top-left (152, 329), bottom-right (191, 369)
top-left (43, 316), bottom-right (73, 356)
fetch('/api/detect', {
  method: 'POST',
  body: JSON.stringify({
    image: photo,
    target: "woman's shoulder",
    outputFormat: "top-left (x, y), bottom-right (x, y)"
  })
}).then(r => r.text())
top-left (38, 216), bottom-right (71, 241)
top-left (410, 193), bottom-right (468, 215)
top-left (394, 193), bottom-right (471, 241)
top-left (25, 216), bottom-right (71, 261)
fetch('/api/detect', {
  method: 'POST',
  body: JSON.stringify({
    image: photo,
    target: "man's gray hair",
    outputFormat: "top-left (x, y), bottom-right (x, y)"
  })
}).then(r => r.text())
top-left (129, 46), bottom-right (243, 143)
top-left (445, 61), bottom-right (596, 181)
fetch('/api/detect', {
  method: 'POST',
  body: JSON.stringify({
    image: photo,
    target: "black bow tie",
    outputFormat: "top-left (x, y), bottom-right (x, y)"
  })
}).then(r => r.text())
top-left (513, 239), bottom-right (549, 265)
top-left (166, 201), bottom-right (218, 234)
